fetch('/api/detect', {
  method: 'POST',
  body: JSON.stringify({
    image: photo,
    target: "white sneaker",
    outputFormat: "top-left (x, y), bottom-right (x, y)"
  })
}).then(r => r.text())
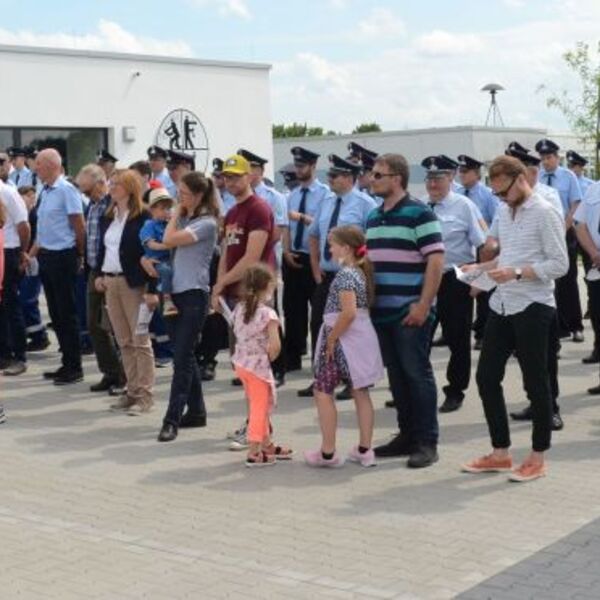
top-left (226, 420), bottom-right (248, 440)
top-left (229, 432), bottom-right (249, 451)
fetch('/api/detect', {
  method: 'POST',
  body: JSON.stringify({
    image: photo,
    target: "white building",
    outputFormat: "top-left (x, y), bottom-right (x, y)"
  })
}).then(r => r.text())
top-left (274, 126), bottom-right (593, 195)
top-left (0, 44), bottom-right (272, 176)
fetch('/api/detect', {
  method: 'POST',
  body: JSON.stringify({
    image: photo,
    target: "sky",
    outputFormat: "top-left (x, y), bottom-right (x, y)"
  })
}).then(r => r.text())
top-left (1, 0), bottom-right (599, 134)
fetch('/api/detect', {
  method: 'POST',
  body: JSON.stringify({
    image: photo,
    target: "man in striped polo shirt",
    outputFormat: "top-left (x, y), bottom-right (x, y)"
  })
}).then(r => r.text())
top-left (366, 153), bottom-right (445, 469)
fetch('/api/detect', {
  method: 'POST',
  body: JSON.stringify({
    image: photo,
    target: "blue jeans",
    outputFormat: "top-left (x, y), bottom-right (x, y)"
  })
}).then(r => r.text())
top-left (375, 318), bottom-right (439, 445)
top-left (19, 274), bottom-right (48, 344)
top-left (162, 290), bottom-right (208, 427)
top-left (155, 261), bottom-right (173, 295)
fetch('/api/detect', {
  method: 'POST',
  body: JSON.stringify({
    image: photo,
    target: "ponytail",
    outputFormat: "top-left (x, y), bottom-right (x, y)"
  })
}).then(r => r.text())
top-left (240, 264), bottom-right (275, 324)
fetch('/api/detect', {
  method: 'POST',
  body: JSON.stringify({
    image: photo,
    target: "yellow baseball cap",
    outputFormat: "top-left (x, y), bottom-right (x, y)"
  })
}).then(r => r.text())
top-left (222, 154), bottom-right (250, 175)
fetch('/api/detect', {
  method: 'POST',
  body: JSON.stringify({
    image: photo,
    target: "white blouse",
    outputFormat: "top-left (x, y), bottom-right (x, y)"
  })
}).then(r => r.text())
top-left (101, 209), bottom-right (129, 274)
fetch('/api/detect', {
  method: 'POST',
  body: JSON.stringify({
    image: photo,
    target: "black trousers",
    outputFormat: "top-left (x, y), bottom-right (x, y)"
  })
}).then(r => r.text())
top-left (472, 291), bottom-right (491, 341)
top-left (476, 303), bottom-right (555, 453)
top-left (555, 229), bottom-right (583, 335)
top-left (282, 253), bottom-right (315, 367)
top-left (309, 271), bottom-right (335, 358)
top-left (271, 287), bottom-right (286, 377)
top-left (588, 279), bottom-right (600, 355)
top-left (39, 248), bottom-right (82, 371)
top-left (0, 248), bottom-right (27, 363)
top-left (435, 269), bottom-right (473, 402)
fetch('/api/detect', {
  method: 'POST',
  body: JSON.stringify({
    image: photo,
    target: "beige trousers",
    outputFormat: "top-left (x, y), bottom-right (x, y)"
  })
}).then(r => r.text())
top-left (104, 276), bottom-right (155, 404)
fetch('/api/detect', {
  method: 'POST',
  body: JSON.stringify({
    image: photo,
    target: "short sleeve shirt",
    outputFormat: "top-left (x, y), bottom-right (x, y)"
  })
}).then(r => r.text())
top-left (223, 195), bottom-right (275, 297)
top-left (0, 181), bottom-right (28, 249)
top-left (139, 219), bottom-right (169, 261)
top-left (172, 216), bottom-right (218, 294)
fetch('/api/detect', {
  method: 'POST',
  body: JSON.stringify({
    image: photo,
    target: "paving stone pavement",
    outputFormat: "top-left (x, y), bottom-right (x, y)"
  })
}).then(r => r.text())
top-left (1, 324), bottom-right (600, 599)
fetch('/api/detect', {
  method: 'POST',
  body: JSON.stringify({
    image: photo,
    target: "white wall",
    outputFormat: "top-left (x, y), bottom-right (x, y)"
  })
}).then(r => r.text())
top-left (0, 45), bottom-right (273, 175)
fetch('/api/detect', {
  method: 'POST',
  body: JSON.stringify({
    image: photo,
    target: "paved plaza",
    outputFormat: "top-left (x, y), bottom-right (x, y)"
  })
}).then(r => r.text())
top-left (1, 322), bottom-right (600, 600)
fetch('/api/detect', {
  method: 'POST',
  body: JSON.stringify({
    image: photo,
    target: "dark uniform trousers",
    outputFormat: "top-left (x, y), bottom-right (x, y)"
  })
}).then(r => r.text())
top-left (87, 269), bottom-right (125, 383)
top-left (282, 252), bottom-right (316, 368)
top-left (587, 279), bottom-right (600, 356)
top-left (309, 271), bottom-right (336, 358)
top-left (435, 269), bottom-right (473, 402)
top-left (555, 228), bottom-right (583, 336)
top-left (0, 248), bottom-right (27, 363)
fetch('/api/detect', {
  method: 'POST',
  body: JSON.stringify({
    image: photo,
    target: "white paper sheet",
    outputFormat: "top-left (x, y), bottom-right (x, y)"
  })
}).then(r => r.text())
top-left (453, 265), bottom-right (497, 292)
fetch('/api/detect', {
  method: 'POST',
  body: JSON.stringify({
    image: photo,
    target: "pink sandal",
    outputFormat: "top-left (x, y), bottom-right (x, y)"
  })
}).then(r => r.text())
top-left (263, 443), bottom-right (293, 460)
top-left (245, 451), bottom-right (276, 468)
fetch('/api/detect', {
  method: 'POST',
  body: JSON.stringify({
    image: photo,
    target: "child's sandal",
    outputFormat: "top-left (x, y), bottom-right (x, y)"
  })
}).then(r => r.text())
top-left (245, 451), bottom-right (276, 468)
top-left (264, 443), bottom-right (293, 460)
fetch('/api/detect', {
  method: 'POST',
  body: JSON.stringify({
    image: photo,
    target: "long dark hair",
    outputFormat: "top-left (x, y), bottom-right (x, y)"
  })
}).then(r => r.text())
top-left (240, 264), bottom-right (276, 324)
top-left (180, 171), bottom-right (220, 219)
top-left (329, 225), bottom-right (375, 306)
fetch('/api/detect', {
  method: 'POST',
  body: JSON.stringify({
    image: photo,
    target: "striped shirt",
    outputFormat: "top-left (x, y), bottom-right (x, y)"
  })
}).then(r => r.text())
top-left (366, 194), bottom-right (445, 324)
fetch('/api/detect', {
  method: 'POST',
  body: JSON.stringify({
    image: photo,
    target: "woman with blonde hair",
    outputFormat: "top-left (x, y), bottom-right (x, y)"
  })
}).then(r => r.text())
top-left (95, 169), bottom-right (155, 415)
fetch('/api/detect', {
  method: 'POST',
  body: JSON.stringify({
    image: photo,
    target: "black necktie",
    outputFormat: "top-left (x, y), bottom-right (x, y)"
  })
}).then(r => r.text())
top-left (546, 173), bottom-right (554, 187)
top-left (293, 187), bottom-right (309, 251)
top-left (464, 188), bottom-right (470, 197)
top-left (15, 172), bottom-right (20, 185)
top-left (323, 197), bottom-right (342, 261)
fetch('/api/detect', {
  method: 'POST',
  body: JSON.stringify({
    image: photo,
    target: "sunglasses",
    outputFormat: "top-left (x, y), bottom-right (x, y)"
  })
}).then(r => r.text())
top-left (370, 171), bottom-right (399, 180)
top-left (495, 177), bottom-right (517, 200)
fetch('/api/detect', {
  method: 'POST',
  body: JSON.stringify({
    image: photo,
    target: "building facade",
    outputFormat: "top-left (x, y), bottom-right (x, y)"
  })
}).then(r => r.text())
top-left (0, 44), bottom-right (272, 176)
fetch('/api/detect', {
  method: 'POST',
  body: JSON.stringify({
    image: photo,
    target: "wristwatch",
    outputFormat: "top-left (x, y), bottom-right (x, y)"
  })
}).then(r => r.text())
top-left (515, 268), bottom-right (523, 281)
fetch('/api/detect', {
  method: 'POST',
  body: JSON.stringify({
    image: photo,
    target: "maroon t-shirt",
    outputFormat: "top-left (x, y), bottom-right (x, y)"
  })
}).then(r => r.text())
top-left (224, 194), bottom-right (275, 298)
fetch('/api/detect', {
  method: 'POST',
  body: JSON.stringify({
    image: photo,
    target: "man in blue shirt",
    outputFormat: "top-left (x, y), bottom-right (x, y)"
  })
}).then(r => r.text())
top-left (281, 146), bottom-right (328, 375)
top-left (29, 148), bottom-right (86, 385)
top-left (96, 149), bottom-right (118, 179)
top-left (567, 150), bottom-right (594, 198)
top-left (147, 145), bottom-right (176, 198)
top-left (279, 163), bottom-right (299, 193)
top-left (424, 155), bottom-right (486, 413)
top-left (212, 158), bottom-right (236, 215)
top-left (166, 150), bottom-right (194, 202)
top-left (536, 138), bottom-right (584, 342)
top-left (303, 154), bottom-right (376, 398)
top-left (8, 147), bottom-right (33, 187)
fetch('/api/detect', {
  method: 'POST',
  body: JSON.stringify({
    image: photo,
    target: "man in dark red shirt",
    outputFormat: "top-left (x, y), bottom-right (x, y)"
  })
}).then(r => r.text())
top-left (212, 153), bottom-right (275, 306)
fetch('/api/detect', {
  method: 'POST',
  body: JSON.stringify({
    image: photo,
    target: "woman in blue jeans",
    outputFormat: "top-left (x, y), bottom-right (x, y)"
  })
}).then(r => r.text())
top-left (148, 171), bottom-right (219, 442)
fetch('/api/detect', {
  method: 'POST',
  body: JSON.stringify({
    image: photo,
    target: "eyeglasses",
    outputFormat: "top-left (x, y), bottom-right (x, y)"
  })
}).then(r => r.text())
top-left (370, 171), bottom-right (399, 180)
top-left (494, 177), bottom-right (517, 199)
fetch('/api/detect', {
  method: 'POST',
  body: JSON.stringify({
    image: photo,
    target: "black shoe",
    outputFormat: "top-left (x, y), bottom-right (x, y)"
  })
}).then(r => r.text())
top-left (0, 357), bottom-right (13, 370)
top-left (572, 330), bottom-right (585, 343)
top-left (275, 373), bottom-right (285, 388)
top-left (510, 406), bottom-right (533, 421)
top-left (297, 383), bottom-right (314, 398)
top-left (335, 384), bottom-right (352, 401)
top-left (439, 397), bottom-right (463, 413)
top-left (158, 423), bottom-right (178, 442)
top-left (201, 363), bottom-right (216, 381)
top-left (231, 377), bottom-right (242, 387)
top-left (81, 345), bottom-right (95, 356)
top-left (588, 384), bottom-right (600, 395)
top-left (552, 412), bottom-right (564, 431)
top-left (90, 376), bottom-right (118, 393)
top-left (43, 366), bottom-right (66, 380)
top-left (374, 433), bottom-right (415, 458)
top-left (53, 369), bottom-right (84, 386)
top-left (473, 339), bottom-right (483, 351)
top-left (431, 337), bottom-right (447, 347)
top-left (179, 412), bottom-right (207, 428)
top-left (26, 338), bottom-right (50, 352)
top-left (385, 399), bottom-right (395, 408)
top-left (582, 350), bottom-right (600, 364)
top-left (407, 444), bottom-right (439, 469)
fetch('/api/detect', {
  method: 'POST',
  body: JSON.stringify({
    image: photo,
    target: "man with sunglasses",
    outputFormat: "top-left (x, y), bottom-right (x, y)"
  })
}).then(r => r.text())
top-left (536, 138), bottom-right (584, 344)
top-left (366, 153), bottom-right (445, 468)
top-left (462, 155), bottom-right (568, 482)
top-left (423, 156), bottom-right (487, 414)
top-left (282, 146), bottom-right (328, 378)
top-left (302, 154), bottom-right (376, 399)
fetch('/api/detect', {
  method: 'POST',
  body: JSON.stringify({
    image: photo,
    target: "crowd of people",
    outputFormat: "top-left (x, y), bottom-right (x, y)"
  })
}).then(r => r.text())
top-left (0, 137), bottom-right (599, 481)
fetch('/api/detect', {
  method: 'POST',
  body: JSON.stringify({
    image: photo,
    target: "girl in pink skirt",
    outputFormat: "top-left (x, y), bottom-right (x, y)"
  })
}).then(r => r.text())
top-left (304, 225), bottom-right (384, 468)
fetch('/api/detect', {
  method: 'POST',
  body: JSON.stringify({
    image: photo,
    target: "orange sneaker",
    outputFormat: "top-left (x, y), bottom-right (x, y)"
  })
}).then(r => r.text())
top-left (461, 453), bottom-right (513, 473)
top-left (508, 461), bottom-right (546, 482)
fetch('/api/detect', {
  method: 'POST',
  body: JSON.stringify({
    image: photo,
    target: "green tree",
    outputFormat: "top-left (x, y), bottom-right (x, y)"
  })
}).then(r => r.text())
top-left (539, 41), bottom-right (600, 176)
top-left (272, 122), bottom-right (329, 138)
top-left (352, 122), bottom-right (382, 134)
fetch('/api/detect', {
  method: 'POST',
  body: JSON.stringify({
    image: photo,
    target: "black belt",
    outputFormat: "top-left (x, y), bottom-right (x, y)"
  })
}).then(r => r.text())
top-left (39, 247), bottom-right (76, 255)
top-left (103, 272), bottom-right (124, 277)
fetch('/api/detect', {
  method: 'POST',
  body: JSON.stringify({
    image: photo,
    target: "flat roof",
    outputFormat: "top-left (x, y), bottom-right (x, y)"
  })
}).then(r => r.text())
top-left (273, 125), bottom-right (553, 144)
top-left (0, 43), bottom-right (271, 71)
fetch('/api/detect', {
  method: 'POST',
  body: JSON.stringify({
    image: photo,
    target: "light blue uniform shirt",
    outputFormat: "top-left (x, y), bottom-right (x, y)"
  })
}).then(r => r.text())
top-left (456, 181), bottom-right (499, 226)
top-left (538, 165), bottom-right (582, 215)
top-left (574, 181), bottom-right (600, 250)
top-left (428, 192), bottom-right (486, 270)
top-left (36, 176), bottom-right (84, 250)
top-left (288, 178), bottom-right (330, 254)
top-left (254, 181), bottom-right (288, 227)
top-left (308, 188), bottom-right (377, 272)
top-left (576, 174), bottom-right (594, 198)
top-left (153, 168), bottom-right (177, 198)
top-left (9, 166), bottom-right (32, 187)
